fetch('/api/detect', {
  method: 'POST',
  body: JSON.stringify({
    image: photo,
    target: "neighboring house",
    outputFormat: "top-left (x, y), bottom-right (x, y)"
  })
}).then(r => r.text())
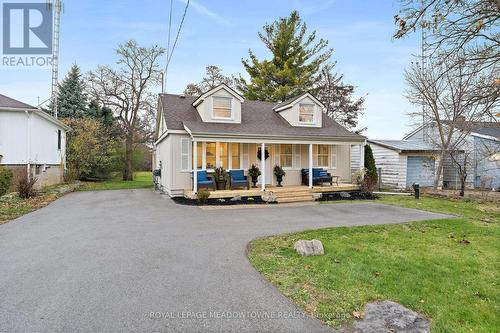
top-left (0, 94), bottom-right (70, 188)
top-left (404, 121), bottom-right (500, 190)
top-left (368, 140), bottom-right (442, 190)
top-left (153, 84), bottom-right (366, 197)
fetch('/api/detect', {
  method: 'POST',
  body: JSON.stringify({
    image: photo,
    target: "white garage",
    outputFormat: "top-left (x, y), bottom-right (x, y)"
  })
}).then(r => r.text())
top-left (368, 140), bottom-right (441, 190)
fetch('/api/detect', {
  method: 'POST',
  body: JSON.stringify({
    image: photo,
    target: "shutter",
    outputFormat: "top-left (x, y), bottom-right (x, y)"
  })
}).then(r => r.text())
top-left (293, 145), bottom-right (301, 169)
top-left (181, 138), bottom-right (190, 171)
top-left (241, 143), bottom-right (249, 169)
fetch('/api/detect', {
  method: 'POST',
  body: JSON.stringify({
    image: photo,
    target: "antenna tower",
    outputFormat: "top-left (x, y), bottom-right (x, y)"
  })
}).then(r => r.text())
top-left (46, 0), bottom-right (63, 118)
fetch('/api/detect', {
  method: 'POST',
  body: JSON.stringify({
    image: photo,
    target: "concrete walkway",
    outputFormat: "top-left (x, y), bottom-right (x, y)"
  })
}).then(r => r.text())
top-left (0, 189), bottom-right (449, 333)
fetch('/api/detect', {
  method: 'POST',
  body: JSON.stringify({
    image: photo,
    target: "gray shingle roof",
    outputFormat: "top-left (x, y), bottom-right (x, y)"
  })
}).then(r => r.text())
top-left (368, 139), bottom-right (441, 152)
top-left (0, 94), bottom-right (37, 110)
top-left (160, 94), bottom-right (364, 140)
top-left (472, 126), bottom-right (500, 139)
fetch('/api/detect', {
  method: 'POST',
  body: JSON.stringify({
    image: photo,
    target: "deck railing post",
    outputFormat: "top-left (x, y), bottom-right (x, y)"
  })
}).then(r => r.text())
top-left (309, 143), bottom-right (313, 189)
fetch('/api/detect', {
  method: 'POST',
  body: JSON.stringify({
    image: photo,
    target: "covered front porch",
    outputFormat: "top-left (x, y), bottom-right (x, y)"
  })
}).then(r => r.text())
top-left (189, 137), bottom-right (366, 200)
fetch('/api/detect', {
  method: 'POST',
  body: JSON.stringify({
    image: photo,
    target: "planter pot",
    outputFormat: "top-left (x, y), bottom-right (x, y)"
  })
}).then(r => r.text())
top-left (216, 180), bottom-right (226, 190)
top-left (276, 175), bottom-right (283, 187)
top-left (251, 176), bottom-right (258, 188)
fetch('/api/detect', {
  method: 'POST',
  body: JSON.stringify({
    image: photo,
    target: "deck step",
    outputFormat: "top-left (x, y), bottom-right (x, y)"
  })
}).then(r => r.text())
top-left (273, 191), bottom-right (312, 198)
top-left (277, 195), bottom-right (315, 203)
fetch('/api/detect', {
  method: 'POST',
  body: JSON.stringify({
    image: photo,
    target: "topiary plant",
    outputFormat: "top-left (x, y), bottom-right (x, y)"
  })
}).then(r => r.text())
top-left (0, 167), bottom-right (13, 196)
top-left (364, 144), bottom-right (378, 191)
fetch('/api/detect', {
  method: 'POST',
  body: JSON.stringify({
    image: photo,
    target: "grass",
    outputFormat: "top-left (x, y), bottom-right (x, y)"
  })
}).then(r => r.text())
top-left (248, 195), bottom-right (500, 332)
top-left (78, 171), bottom-right (153, 191)
top-left (0, 185), bottom-right (69, 224)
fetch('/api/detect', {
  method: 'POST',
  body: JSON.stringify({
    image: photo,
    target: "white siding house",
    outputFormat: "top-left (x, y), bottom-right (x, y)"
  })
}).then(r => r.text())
top-left (0, 94), bottom-right (70, 188)
top-left (368, 140), bottom-right (442, 190)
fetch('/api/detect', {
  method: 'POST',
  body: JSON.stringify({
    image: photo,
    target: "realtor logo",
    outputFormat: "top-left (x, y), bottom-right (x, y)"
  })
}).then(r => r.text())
top-left (2, 2), bottom-right (53, 54)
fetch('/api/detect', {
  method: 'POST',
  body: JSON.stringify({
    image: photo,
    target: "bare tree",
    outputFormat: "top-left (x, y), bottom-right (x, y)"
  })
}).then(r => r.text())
top-left (184, 65), bottom-right (234, 96)
top-left (405, 53), bottom-right (499, 190)
top-left (394, 0), bottom-right (499, 70)
top-left (87, 40), bottom-right (165, 181)
top-left (315, 63), bottom-right (365, 130)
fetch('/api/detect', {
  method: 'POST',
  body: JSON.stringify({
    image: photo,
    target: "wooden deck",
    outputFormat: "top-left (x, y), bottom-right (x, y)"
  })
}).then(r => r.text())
top-left (184, 184), bottom-right (360, 200)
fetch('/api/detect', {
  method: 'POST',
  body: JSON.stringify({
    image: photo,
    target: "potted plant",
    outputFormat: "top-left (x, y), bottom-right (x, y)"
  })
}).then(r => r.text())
top-left (248, 164), bottom-right (261, 188)
top-left (213, 166), bottom-right (228, 190)
top-left (273, 165), bottom-right (286, 187)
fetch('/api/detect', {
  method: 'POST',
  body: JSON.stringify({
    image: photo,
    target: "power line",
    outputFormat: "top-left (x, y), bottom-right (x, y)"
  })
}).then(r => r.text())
top-left (163, 0), bottom-right (190, 92)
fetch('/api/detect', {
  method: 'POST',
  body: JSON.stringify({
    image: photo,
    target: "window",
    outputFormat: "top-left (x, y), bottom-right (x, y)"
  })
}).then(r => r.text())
top-left (213, 96), bottom-right (232, 119)
top-left (299, 104), bottom-right (314, 123)
top-left (57, 130), bottom-right (62, 150)
top-left (280, 144), bottom-right (293, 168)
top-left (218, 143), bottom-right (229, 168)
top-left (192, 143), bottom-right (202, 169)
top-left (35, 165), bottom-right (41, 175)
top-left (231, 144), bottom-right (240, 169)
top-left (315, 145), bottom-right (329, 167)
top-left (206, 142), bottom-right (216, 169)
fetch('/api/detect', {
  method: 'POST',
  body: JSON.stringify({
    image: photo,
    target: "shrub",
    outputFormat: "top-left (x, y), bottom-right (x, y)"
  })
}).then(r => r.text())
top-left (0, 168), bottom-right (13, 196)
top-left (17, 172), bottom-right (37, 199)
top-left (364, 145), bottom-right (378, 189)
top-left (196, 189), bottom-right (210, 203)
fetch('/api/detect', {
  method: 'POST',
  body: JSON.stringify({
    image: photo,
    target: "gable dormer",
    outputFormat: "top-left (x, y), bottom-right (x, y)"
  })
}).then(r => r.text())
top-left (192, 84), bottom-right (244, 124)
top-left (273, 93), bottom-right (325, 128)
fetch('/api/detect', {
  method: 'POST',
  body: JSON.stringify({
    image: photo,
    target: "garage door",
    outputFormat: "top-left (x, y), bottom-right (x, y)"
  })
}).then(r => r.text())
top-left (406, 156), bottom-right (435, 187)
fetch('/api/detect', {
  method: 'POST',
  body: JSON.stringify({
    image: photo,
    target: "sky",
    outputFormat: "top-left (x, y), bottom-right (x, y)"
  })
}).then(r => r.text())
top-left (0, 0), bottom-right (423, 139)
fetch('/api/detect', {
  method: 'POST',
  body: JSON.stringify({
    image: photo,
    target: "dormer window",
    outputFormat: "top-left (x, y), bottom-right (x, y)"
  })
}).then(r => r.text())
top-left (299, 104), bottom-right (314, 124)
top-left (212, 96), bottom-right (232, 119)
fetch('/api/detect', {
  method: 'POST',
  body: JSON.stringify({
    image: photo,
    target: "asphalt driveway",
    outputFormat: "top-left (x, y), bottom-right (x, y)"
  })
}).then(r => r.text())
top-left (0, 189), bottom-right (450, 333)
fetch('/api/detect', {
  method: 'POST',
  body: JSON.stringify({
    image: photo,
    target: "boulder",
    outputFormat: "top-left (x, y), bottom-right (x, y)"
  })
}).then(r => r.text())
top-left (293, 239), bottom-right (324, 256)
top-left (261, 193), bottom-right (277, 203)
top-left (352, 300), bottom-right (430, 333)
top-left (230, 195), bottom-right (242, 202)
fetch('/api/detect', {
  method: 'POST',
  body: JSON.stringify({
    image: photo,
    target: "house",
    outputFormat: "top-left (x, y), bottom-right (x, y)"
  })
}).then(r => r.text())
top-left (368, 140), bottom-right (442, 190)
top-left (404, 121), bottom-right (500, 190)
top-left (153, 84), bottom-right (366, 197)
top-left (0, 94), bottom-right (70, 188)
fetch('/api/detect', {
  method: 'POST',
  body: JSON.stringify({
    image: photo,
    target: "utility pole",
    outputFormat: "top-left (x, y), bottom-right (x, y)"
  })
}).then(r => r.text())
top-left (47, 0), bottom-right (63, 118)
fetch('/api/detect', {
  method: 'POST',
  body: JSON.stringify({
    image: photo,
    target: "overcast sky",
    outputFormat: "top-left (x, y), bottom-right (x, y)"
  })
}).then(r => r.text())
top-left (0, 0), bottom-right (422, 139)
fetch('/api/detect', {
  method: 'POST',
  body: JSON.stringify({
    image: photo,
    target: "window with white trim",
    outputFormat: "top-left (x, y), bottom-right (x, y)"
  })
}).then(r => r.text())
top-left (314, 144), bottom-right (329, 167)
top-left (280, 144), bottom-right (293, 168)
top-left (212, 96), bottom-right (232, 119)
top-left (299, 104), bottom-right (314, 123)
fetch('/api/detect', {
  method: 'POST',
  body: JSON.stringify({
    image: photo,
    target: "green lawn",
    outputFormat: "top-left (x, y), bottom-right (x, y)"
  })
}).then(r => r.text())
top-left (248, 195), bottom-right (500, 332)
top-left (78, 171), bottom-right (153, 191)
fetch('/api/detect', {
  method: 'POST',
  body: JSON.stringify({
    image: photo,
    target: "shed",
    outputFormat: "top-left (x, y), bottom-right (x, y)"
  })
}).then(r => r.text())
top-left (368, 140), bottom-right (442, 190)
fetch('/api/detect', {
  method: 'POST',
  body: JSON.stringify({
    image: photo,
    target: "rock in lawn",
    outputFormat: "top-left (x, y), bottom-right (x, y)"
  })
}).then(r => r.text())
top-left (352, 300), bottom-right (430, 333)
top-left (294, 239), bottom-right (324, 256)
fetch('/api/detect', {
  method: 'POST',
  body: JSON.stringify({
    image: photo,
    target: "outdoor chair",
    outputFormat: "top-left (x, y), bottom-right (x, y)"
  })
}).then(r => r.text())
top-left (195, 170), bottom-right (216, 191)
top-left (302, 168), bottom-right (334, 186)
top-left (229, 170), bottom-right (249, 190)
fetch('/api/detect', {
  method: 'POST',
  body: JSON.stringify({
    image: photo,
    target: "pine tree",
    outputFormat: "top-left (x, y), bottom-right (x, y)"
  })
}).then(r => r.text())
top-left (88, 100), bottom-right (114, 127)
top-left (56, 64), bottom-right (88, 118)
top-left (364, 144), bottom-right (378, 187)
top-left (236, 11), bottom-right (331, 102)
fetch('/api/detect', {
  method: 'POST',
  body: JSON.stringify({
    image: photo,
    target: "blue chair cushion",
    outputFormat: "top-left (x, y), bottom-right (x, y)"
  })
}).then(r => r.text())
top-left (198, 180), bottom-right (213, 185)
top-left (319, 170), bottom-right (328, 177)
top-left (197, 170), bottom-right (208, 181)
top-left (231, 170), bottom-right (245, 181)
top-left (313, 169), bottom-right (321, 177)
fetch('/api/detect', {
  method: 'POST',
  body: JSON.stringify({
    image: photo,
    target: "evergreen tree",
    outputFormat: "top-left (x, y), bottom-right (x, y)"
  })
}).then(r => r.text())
top-left (364, 144), bottom-right (378, 187)
top-left (88, 100), bottom-right (114, 127)
top-left (236, 11), bottom-right (331, 102)
top-left (56, 64), bottom-right (88, 118)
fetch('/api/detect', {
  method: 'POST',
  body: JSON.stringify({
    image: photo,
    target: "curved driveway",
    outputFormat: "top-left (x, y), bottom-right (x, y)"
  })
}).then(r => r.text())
top-left (0, 189), bottom-right (449, 332)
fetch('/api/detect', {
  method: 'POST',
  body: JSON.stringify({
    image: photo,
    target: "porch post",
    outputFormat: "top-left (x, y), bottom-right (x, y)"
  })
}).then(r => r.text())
top-left (261, 143), bottom-right (266, 191)
top-left (359, 143), bottom-right (365, 171)
top-left (193, 140), bottom-right (198, 193)
top-left (309, 143), bottom-right (313, 188)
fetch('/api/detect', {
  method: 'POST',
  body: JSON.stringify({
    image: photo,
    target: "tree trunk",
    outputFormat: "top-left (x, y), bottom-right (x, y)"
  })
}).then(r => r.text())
top-left (123, 135), bottom-right (134, 181)
top-left (433, 152), bottom-right (445, 190)
top-left (459, 178), bottom-right (465, 197)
